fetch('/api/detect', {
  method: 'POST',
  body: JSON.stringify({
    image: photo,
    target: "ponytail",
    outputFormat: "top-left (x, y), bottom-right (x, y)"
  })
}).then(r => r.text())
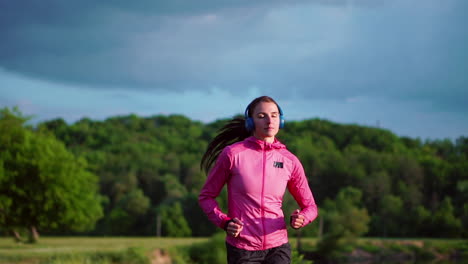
top-left (200, 117), bottom-right (250, 172)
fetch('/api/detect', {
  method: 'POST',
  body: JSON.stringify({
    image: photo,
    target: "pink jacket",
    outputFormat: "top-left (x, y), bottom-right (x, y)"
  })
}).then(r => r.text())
top-left (199, 136), bottom-right (318, 251)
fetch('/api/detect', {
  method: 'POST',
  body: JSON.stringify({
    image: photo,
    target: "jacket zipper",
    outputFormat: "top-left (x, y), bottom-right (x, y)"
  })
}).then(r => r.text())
top-left (261, 142), bottom-right (266, 250)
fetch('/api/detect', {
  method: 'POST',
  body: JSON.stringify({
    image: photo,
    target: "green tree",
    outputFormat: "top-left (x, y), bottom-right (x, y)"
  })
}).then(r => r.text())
top-left (461, 203), bottom-right (468, 237)
top-left (372, 194), bottom-right (404, 237)
top-left (35, 109), bottom-right (468, 238)
top-left (317, 187), bottom-right (370, 256)
top-left (412, 205), bottom-right (432, 236)
top-left (431, 197), bottom-right (462, 237)
top-left (0, 108), bottom-right (103, 243)
top-left (158, 202), bottom-right (192, 237)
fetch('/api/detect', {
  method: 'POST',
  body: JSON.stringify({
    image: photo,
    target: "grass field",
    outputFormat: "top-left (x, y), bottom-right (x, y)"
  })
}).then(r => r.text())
top-left (1, 236), bottom-right (466, 256)
top-left (0, 236), bottom-right (466, 264)
top-left (0, 236), bottom-right (207, 258)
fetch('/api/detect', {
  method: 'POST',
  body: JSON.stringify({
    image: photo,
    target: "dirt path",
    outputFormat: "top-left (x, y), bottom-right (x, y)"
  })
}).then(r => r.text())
top-left (150, 248), bottom-right (171, 264)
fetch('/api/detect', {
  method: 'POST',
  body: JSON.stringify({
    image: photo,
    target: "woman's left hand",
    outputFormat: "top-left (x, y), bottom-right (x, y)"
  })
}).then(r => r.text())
top-left (290, 209), bottom-right (305, 229)
top-left (226, 218), bottom-right (244, 237)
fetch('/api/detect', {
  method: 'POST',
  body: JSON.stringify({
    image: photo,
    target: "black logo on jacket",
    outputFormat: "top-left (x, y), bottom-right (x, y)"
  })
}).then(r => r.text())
top-left (273, 161), bottom-right (283, 168)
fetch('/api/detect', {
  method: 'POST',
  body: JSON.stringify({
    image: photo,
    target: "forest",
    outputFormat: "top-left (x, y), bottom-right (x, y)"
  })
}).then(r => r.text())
top-left (1, 107), bottom-right (467, 242)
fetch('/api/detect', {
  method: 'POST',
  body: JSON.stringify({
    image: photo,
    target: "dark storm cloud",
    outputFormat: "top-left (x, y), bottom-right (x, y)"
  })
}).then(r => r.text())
top-left (0, 0), bottom-right (384, 88)
top-left (0, 0), bottom-right (298, 89)
top-left (0, 0), bottom-right (467, 112)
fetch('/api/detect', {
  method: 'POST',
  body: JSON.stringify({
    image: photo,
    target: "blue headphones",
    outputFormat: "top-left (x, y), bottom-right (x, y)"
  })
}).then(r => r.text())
top-left (244, 104), bottom-right (285, 131)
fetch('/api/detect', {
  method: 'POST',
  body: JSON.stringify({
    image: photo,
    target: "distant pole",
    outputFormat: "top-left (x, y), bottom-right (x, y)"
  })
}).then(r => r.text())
top-left (296, 228), bottom-right (302, 252)
top-left (156, 214), bottom-right (161, 237)
top-left (318, 215), bottom-right (323, 238)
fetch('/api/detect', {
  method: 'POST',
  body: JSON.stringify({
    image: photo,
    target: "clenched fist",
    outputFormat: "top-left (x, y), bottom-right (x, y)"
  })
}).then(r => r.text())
top-left (290, 209), bottom-right (305, 229)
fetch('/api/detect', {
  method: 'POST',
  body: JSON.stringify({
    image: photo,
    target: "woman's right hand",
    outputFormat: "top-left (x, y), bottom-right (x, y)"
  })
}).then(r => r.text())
top-left (226, 218), bottom-right (244, 237)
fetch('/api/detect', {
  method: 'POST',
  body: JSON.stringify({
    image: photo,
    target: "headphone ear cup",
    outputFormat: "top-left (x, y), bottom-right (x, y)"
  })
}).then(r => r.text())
top-left (245, 117), bottom-right (254, 131)
top-left (279, 117), bottom-right (285, 129)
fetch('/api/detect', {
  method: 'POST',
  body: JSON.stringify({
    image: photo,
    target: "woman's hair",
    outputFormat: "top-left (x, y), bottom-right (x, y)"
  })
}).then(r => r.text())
top-left (200, 96), bottom-right (280, 172)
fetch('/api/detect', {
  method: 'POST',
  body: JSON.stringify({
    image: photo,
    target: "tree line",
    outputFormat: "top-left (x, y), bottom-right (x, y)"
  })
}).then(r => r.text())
top-left (0, 107), bottom-right (467, 242)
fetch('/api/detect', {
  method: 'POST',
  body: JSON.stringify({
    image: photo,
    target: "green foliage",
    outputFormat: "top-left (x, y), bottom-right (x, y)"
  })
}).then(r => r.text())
top-left (317, 187), bottom-right (370, 256)
top-left (291, 248), bottom-right (314, 264)
top-left (178, 232), bottom-right (314, 264)
top-left (359, 242), bottom-right (381, 254)
top-left (431, 197), bottom-right (463, 237)
top-left (371, 194), bottom-right (404, 237)
top-left (186, 232), bottom-right (227, 264)
top-left (101, 188), bottom-right (151, 235)
top-left (0, 108), bottom-right (103, 242)
top-left (158, 202), bottom-right (192, 237)
top-left (462, 203), bottom-right (468, 238)
top-left (3, 106), bottom-right (465, 239)
top-left (182, 193), bottom-right (218, 236)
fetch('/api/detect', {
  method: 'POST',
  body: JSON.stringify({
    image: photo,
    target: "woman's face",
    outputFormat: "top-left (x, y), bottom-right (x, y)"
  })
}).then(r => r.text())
top-left (252, 101), bottom-right (280, 143)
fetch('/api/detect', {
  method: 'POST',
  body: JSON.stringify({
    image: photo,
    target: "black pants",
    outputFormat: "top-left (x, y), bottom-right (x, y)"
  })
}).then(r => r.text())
top-left (226, 242), bottom-right (291, 264)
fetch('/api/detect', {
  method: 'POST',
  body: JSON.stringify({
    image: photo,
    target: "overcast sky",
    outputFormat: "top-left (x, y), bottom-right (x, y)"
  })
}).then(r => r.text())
top-left (1, 0), bottom-right (467, 140)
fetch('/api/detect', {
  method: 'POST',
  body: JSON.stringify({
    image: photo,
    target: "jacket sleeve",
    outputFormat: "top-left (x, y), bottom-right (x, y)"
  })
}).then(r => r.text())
top-left (198, 148), bottom-right (232, 229)
top-left (287, 156), bottom-right (318, 226)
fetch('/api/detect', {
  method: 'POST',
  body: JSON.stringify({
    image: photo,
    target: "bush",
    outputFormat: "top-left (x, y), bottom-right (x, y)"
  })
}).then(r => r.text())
top-left (359, 243), bottom-right (380, 254)
top-left (187, 232), bottom-right (226, 264)
top-left (181, 232), bottom-right (313, 264)
top-left (167, 246), bottom-right (191, 264)
top-left (291, 248), bottom-right (313, 264)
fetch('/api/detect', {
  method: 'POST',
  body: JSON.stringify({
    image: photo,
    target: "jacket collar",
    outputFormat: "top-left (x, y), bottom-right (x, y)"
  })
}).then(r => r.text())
top-left (245, 136), bottom-right (286, 150)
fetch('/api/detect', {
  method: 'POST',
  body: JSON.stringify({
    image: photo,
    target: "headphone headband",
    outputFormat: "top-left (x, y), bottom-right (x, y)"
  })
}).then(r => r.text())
top-left (244, 103), bottom-right (285, 131)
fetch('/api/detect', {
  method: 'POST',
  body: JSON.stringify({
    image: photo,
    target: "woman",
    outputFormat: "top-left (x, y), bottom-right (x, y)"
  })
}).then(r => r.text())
top-left (199, 96), bottom-right (318, 264)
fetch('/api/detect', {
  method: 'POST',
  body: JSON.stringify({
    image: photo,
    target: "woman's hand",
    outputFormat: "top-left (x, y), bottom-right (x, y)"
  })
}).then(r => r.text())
top-left (226, 218), bottom-right (244, 237)
top-left (290, 209), bottom-right (305, 229)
